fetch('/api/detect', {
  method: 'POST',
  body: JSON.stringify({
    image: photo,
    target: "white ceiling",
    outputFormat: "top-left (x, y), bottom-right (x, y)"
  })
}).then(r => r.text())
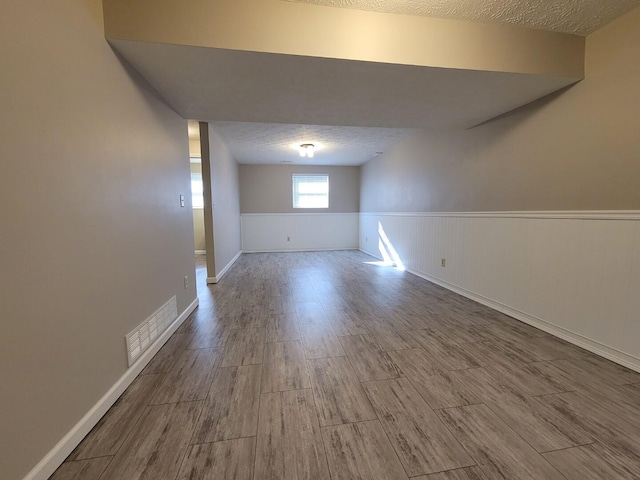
top-left (111, 41), bottom-right (577, 130)
top-left (112, 39), bottom-right (578, 165)
top-left (211, 122), bottom-right (415, 166)
top-left (110, 1), bottom-right (637, 166)
top-left (286, 0), bottom-right (640, 35)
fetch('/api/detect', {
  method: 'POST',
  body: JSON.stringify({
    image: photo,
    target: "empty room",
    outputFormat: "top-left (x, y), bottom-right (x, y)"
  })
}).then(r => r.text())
top-left (2, 0), bottom-right (640, 479)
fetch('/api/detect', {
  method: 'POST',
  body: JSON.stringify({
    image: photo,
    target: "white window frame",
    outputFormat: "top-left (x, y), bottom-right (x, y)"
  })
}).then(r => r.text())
top-left (292, 174), bottom-right (329, 209)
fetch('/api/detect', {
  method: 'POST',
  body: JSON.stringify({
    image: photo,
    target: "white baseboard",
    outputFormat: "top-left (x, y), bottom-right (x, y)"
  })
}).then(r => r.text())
top-left (206, 251), bottom-right (242, 284)
top-left (359, 248), bottom-right (640, 373)
top-left (194, 250), bottom-right (206, 255)
top-left (359, 210), bottom-right (640, 220)
top-left (242, 247), bottom-right (359, 253)
top-left (359, 247), bottom-right (375, 255)
top-left (23, 297), bottom-right (199, 480)
top-left (217, 251), bottom-right (242, 281)
top-left (407, 267), bottom-right (640, 373)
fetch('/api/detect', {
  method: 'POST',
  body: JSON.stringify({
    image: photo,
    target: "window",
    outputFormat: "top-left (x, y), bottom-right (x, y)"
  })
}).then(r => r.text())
top-left (191, 173), bottom-right (204, 209)
top-left (292, 174), bottom-right (329, 209)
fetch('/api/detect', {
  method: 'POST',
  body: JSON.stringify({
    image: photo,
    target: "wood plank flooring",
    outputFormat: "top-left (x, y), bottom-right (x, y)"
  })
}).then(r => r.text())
top-left (51, 251), bottom-right (640, 480)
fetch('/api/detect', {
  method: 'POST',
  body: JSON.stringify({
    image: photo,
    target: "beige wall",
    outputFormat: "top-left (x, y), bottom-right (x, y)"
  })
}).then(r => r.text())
top-left (193, 208), bottom-right (207, 251)
top-left (361, 5), bottom-right (640, 213)
top-left (189, 139), bottom-right (201, 158)
top-left (193, 209), bottom-right (206, 251)
top-left (0, 1), bottom-right (196, 479)
top-left (240, 165), bottom-right (360, 214)
top-left (209, 126), bottom-right (242, 275)
top-left (190, 163), bottom-right (206, 251)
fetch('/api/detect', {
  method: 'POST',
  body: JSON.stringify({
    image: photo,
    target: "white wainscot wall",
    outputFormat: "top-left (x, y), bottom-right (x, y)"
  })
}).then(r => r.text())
top-left (360, 212), bottom-right (640, 372)
top-left (242, 213), bottom-right (359, 252)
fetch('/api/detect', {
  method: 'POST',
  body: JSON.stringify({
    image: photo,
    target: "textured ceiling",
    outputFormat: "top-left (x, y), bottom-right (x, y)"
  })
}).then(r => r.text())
top-left (211, 122), bottom-right (415, 166)
top-left (286, 0), bottom-right (639, 35)
top-left (112, 39), bottom-right (579, 165)
top-left (109, 0), bottom-right (632, 166)
top-left (112, 40), bottom-right (578, 130)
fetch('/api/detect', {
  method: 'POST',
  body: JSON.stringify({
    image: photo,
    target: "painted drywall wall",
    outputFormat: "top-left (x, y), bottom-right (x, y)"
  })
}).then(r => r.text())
top-left (359, 6), bottom-right (640, 367)
top-left (190, 163), bottom-right (206, 251)
top-left (193, 208), bottom-right (206, 251)
top-left (200, 123), bottom-right (217, 277)
top-left (361, 6), bottom-right (640, 213)
top-left (240, 164), bottom-right (360, 214)
top-left (0, 1), bottom-right (196, 478)
top-left (208, 126), bottom-right (242, 277)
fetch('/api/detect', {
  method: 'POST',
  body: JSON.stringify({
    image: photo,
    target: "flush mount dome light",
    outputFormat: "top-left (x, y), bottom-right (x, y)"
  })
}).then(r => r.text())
top-left (298, 143), bottom-right (315, 158)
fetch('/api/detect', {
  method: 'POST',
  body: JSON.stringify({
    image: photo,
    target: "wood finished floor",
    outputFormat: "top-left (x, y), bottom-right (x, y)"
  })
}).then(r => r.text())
top-left (51, 251), bottom-right (640, 480)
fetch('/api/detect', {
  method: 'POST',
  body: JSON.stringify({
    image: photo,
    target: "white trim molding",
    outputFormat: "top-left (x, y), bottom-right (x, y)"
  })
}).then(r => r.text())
top-left (360, 210), bottom-right (640, 373)
top-left (194, 250), bottom-right (206, 255)
top-left (405, 266), bottom-right (640, 372)
top-left (242, 212), bottom-right (360, 216)
top-left (243, 247), bottom-right (358, 253)
top-left (23, 297), bottom-right (199, 480)
top-left (206, 251), bottom-right (242, 284)
top-left (361, 210), bottom-right (640, 220)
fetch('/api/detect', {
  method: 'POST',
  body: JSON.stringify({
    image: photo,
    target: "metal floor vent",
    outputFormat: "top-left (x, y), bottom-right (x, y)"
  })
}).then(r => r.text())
top-left (126, 296), bottom-right (177, 366)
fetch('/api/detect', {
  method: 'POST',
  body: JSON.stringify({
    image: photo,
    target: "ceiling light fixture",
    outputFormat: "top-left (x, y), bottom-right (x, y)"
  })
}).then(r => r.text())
top-left (298, 143), bottom-right (315, 158)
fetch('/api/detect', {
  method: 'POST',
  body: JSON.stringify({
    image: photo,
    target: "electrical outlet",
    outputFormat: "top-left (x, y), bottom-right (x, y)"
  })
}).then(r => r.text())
top-left (184, 275), bottom-right (189, 289)
top-left (441, 258), bottom-right (446, 267)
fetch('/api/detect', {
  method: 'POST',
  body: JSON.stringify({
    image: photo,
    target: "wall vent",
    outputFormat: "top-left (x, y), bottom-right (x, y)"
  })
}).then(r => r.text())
top-left (125, 296), bottom-right (177, 366)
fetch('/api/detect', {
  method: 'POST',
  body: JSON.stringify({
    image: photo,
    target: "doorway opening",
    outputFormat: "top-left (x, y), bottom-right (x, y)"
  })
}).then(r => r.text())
top-left (188, 120), bottom-right (215, 288)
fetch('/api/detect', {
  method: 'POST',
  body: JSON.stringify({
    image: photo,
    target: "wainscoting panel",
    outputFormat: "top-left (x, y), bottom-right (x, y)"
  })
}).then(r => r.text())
top-left (360, 212), bottom-right (640, 372)
top-left (242, 213), bottom-right (359, 252)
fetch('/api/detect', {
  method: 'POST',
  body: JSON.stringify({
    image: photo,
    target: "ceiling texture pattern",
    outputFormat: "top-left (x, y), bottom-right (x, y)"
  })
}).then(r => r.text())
top-left (111, 38), bottom-right (578, 165)
top-left (104, 0), bottom-right (638, 165)
top-left (285, 0), bottom-right (640, 35)
top-left (210, 122), bottom-right (415, 165)
top-left (111, 40), bottom-right (578, 129)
